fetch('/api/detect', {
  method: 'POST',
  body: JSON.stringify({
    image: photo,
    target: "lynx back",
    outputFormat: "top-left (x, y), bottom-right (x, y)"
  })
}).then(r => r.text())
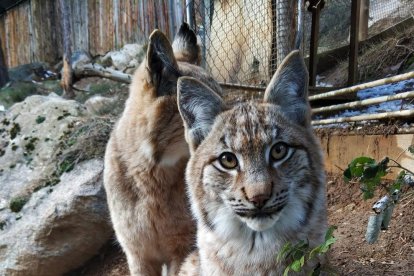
top-left (103, 23), bottom-right (222, 276)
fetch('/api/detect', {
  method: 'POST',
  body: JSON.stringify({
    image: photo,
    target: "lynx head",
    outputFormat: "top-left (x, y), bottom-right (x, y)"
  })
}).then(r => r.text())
top-left (144, 22), bottom-right (217, 98)
top-left (178, 51), bottom-right (325, 235)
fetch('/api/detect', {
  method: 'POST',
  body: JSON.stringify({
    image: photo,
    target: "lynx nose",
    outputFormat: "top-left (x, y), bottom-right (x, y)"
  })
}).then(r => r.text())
top-left (248, 194), bottom-right (270, 209)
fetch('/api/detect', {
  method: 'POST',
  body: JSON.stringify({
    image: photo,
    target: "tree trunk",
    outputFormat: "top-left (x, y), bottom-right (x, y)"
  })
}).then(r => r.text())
top-left (59, 0), bottom-right (74, 99)
top-left (0, 36), bottom-right (9, 88)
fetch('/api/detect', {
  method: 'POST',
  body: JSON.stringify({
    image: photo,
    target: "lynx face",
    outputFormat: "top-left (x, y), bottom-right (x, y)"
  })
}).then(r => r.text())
top-left (200, 104), bottom-right (319, 232)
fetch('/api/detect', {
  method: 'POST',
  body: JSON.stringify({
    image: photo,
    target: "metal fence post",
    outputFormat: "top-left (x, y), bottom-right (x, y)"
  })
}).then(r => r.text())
top-left (186, 0), bottom-right (195, 31)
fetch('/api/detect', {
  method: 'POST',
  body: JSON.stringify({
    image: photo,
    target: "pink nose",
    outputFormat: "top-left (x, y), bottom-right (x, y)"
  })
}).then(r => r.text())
top-left (248, 194), bottom-right (270, 209)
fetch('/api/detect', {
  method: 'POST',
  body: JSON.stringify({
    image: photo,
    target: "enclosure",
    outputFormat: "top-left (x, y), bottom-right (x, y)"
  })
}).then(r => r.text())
top-left (0, 0), bottom-right (413, 275)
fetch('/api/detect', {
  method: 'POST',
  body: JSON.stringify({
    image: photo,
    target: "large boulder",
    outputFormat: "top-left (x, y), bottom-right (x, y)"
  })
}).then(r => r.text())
top-left (0, 94), bottom-right (112, 275)
top-left (0, 159), bottom-right (111, 276)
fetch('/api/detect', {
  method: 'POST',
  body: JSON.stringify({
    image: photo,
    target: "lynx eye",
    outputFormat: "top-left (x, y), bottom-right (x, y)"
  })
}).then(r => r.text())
top-left (270, 142), bottom-right (288, 161)
top-left (218, 152), bottom-right (238, 169)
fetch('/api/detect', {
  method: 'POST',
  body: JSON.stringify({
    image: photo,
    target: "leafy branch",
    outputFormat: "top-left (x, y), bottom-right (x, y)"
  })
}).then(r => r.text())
top-left (343, 154), bottom-right (414, 200)
top-left (343, 145), bottom-right (414, 243)
top-left (277, 226), bottom-right (337, 276)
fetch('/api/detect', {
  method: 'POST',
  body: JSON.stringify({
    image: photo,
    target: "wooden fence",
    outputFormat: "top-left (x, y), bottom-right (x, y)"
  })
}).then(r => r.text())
top-left (0, 0), bottom-right (185, 68)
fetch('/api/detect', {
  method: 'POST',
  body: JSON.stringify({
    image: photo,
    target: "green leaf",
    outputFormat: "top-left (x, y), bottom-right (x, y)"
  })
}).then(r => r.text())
top-left (290, 259), bottom-right (303, 272)
top-left (309, 246), bottom-right (320, 260)
top-left (300, 255), bottom-right (305, 267)
top-left (283, 267), bottom-right (290, 276)
top-left (319, 237), bottom-right (337, 253)
top-left (408, 145), bottom-right (414, 155)
top-left (343, 168), bottom-right (352, 182)
top-left (362, 189), bottom-right (374, 200)
top-left (324, 225), bottom-right (337, 240)
top-left (277, 242), bottom-right (292, 262)
top-left (347, 156), bottom-right (376, 178)
top-left (362, 164), bottom-right (379, 180)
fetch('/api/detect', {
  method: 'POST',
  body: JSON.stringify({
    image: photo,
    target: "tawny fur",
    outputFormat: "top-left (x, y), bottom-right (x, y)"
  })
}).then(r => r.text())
top-left (177, 51), bottom-right (327, 275)
top-left (207, 0), bottom-right (271, 85)
top-left (103, 24), bottom-right (221, 276)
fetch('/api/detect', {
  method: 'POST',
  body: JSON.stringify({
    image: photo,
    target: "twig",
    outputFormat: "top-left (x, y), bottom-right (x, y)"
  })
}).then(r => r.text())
top-left (388, 158), bottom-right (414, 175)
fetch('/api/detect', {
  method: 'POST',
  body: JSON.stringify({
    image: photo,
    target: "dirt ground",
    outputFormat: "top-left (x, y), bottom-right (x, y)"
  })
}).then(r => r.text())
top-left (68, 174), bottom-right (414, 276)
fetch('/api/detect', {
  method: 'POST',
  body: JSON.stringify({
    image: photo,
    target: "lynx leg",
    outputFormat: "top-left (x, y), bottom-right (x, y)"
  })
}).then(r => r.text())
top-left (125, 251), bottom-right (163, 276)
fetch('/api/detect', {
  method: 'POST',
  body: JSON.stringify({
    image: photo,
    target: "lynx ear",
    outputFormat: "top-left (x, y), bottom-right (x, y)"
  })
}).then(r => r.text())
top-left (264, 50), bottom-right (311, 126)
top-left (172, 22), bottom-right (200, 64)
top-left (146, 30), bottom-right (179, 91)
top-left (178, 77), bottom-right (224, 151)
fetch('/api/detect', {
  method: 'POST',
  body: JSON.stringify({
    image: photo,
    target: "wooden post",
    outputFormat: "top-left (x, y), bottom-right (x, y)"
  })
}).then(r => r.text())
top-left (0, 36), bottom-right (9, 88)
top-left (59, 0), bottom-right (75, 99)
top-left (308, 0), bottom-right (324, 87)
top-left (359, 0), bottom-right (369, 41)
top-left (348, 0), bottom-right (361, 86)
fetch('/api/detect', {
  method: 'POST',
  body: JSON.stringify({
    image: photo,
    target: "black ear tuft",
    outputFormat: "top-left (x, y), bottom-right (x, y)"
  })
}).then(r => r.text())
top-left (177, 22), bottom-right (197, 46)
top-left (172, 23), bottom-right (200, 64)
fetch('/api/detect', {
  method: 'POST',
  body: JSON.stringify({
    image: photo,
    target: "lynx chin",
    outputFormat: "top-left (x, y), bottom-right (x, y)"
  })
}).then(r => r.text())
top-left (177, 51), bottom-right (328, 275)
top-left (103, 23), bottom-right (221, 276)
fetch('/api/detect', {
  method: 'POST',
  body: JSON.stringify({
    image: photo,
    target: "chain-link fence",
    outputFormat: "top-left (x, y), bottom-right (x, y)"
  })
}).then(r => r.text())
top-left (191, 0), bottom-right (274, 87)
top-left (189, 0), bottom-right (414, 89)
top-left (304, 0), bottom-right (414, 54)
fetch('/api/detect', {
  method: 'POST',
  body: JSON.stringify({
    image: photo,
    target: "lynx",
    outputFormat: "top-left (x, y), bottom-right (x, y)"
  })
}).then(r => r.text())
top-left (177, 51), bottom-right (327, 275)
top-left (103, 23), bottom-right (222, 276)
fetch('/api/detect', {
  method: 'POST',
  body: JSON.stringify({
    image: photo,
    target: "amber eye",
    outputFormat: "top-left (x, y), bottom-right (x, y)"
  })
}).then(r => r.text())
top-left (218, 152), bottom-right (238, 169)
top-left (270, 142), bottom-right (288, 161)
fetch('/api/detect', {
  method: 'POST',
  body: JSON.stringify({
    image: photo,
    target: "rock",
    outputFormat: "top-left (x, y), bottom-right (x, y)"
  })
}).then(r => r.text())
top-left (71, 50), bottom-right (92, 71)
top-left (0, 159), bottom-right (112, 276)
top-left (0, 93), bottom-right (87, 190)
top-left (101, 43), bottom-right (145, 71)
top-left (9, 62), bottom-right (56, 82)
top-left (84, 95), bottom-right (118, 115)
top-left (0, 94), bottom-right (112, 275)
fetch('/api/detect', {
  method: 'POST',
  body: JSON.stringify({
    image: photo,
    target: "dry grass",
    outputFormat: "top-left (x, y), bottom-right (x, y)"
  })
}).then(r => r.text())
top-left (323, 25), bottom-right (414, 86)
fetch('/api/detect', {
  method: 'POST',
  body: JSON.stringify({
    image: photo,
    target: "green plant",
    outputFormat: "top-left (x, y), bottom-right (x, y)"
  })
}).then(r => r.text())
top-left (35, 115), bottom-right (46, 124)
top-left (343, 150), bottom-right (414, 200)
top-left (343, 146), bottom-right (414, 244)
top-left (9, 196), bottom-right (29, 212)
top-left (277, 226), bottom-right (337, 276)
top-left (0, 82), bottom-right (37, 108)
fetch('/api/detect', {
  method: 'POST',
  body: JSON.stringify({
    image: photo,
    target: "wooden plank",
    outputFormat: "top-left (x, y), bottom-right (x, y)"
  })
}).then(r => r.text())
top-left (318, 133), bottom-right (414, 179)
top-left (0, 0), bottom-right (186, 66)
top-left (30, 0), bottom-right (60, 65)
top-left (5, 2), bottom-right (31, 67)
top-left (70, 0), bottom-right (88, 51)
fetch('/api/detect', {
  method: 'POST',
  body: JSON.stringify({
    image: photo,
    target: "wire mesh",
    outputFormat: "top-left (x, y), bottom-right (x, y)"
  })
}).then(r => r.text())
top-left (189, 0), bottom-right (414, 89)
top-left (191, 0), bottom-right (274, 86)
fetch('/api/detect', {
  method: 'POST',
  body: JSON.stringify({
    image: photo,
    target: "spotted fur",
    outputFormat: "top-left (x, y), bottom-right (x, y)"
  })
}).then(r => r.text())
top-left (103, 23), bottom-right (221, 276)
top-left (178, 51), bottom-right (327, 275)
